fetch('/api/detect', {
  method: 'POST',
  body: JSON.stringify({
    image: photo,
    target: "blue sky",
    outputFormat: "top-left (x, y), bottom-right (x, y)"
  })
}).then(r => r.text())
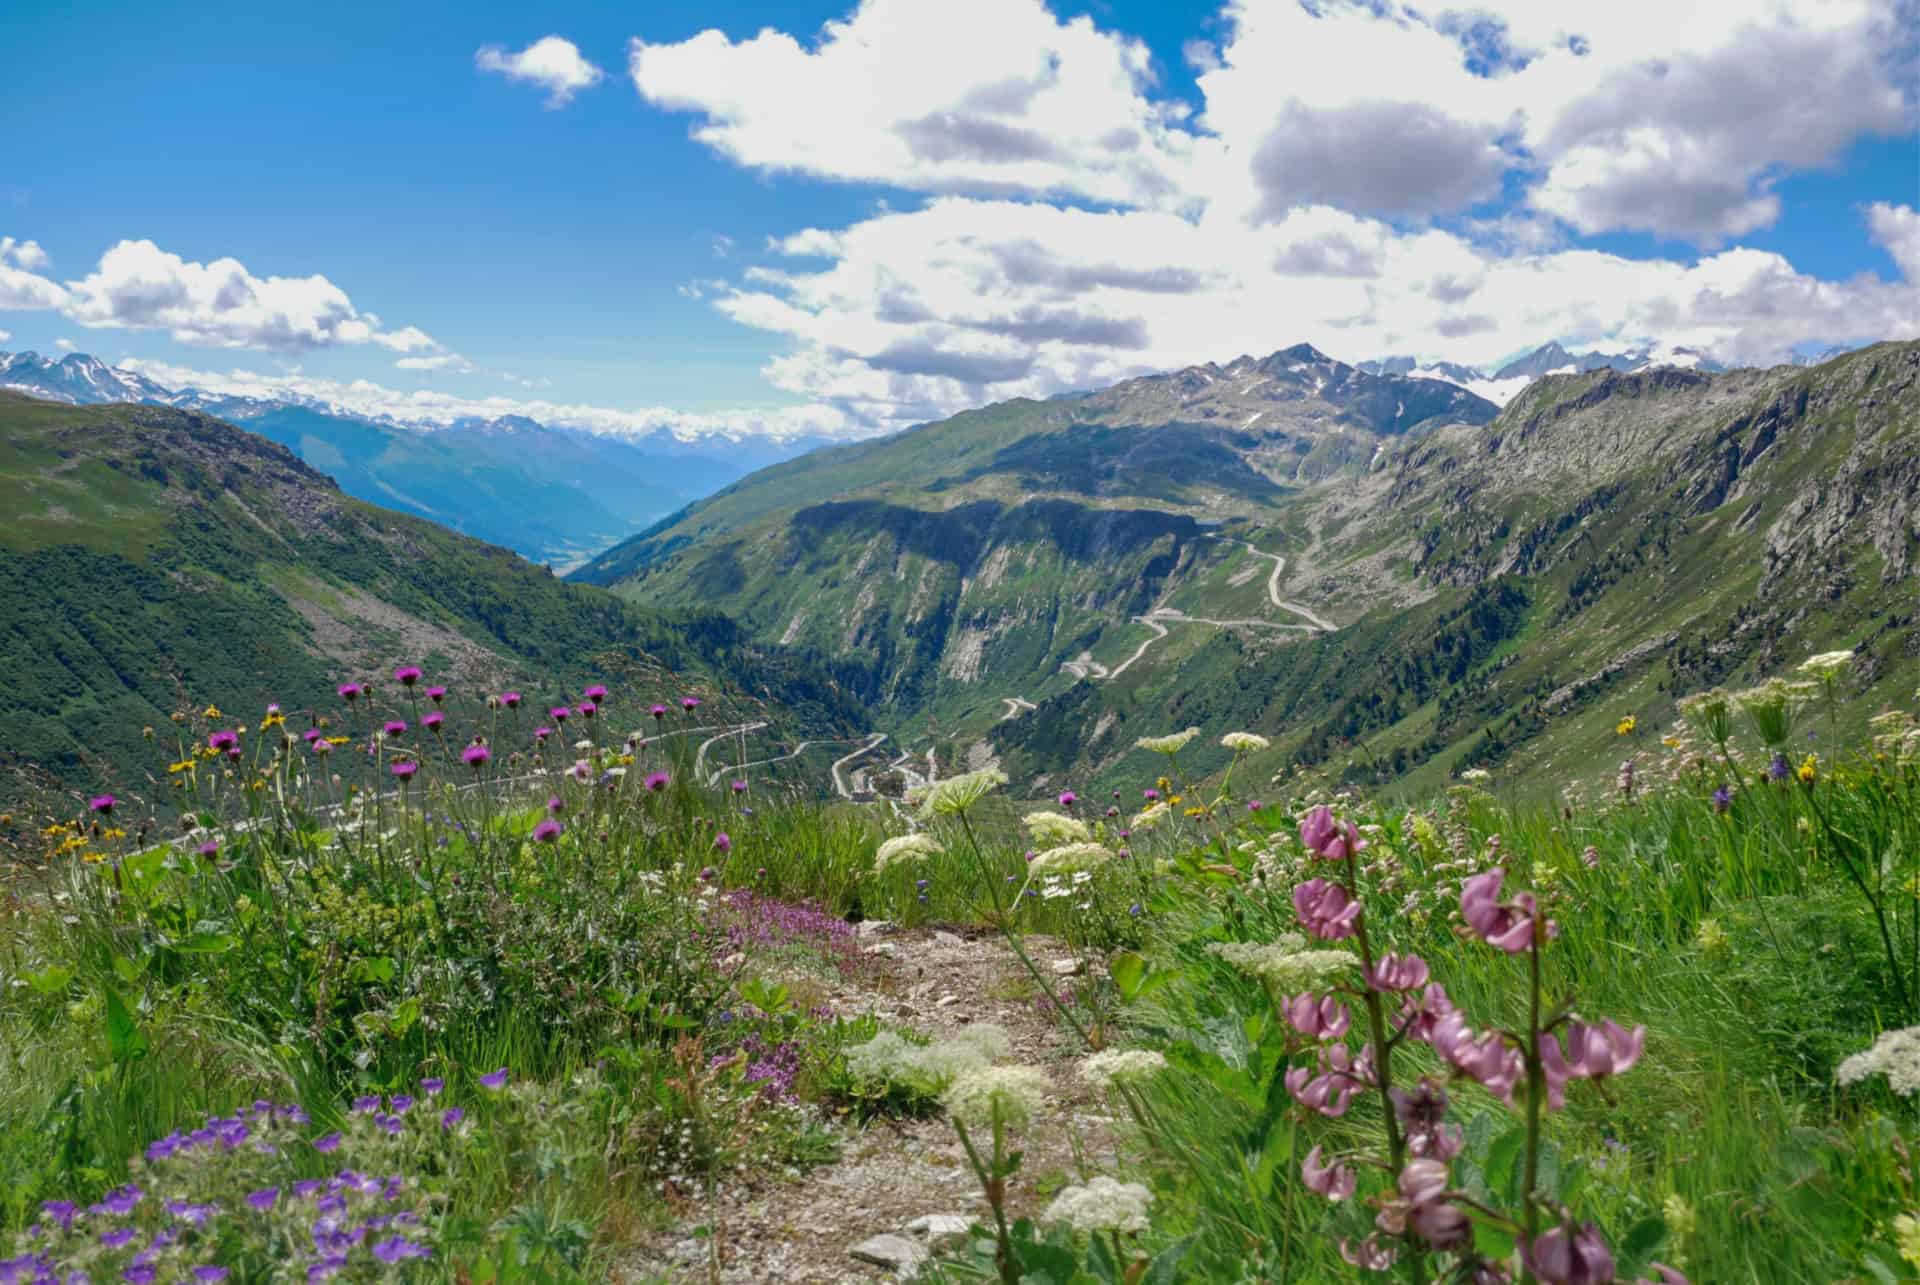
top-left (1, 0), bottom-right (1914, 435)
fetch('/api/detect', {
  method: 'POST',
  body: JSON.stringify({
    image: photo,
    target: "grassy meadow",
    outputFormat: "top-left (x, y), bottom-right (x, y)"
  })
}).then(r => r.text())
top-left (3, 656), bottom-right (1918, 1283)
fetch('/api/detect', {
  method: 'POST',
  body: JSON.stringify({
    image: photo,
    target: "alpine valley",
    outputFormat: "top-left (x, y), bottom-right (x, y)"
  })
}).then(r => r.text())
top-left (575, 340), bottom-right (1920, 799)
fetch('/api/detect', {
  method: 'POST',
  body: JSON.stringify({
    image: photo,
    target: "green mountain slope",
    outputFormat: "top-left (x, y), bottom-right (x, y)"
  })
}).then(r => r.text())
top-left (0, 393), bottom-right (861, 811)
top-left (576, 343), bottom-right (1917, 796)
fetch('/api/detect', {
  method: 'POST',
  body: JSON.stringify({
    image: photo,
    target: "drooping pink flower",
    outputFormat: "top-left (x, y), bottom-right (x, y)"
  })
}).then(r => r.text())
top-left (1367, 953), bottom-right (1430, 993)
top-left (1431, 1011), bottom-right (1523, 1102)
top-left (1301, 1145), bottom-right (1356, 1200)
top-left (1637, 1265), bottom-right (1690, 1284)
top-left (1564, 1019), bottom-right (1646, 1082)
top-left (1396, 983), bottom-right (1457, 1043)
top-left (1299, 804), bottom-right (1365, 860)
top-left (1340, 1236), bottom-right (1397, 1271)
top-left (393, 666), bottom-right (422, 687)
top-left (1524, 1222), bottom-right (1615, 1285)
top-left (1283, 992), bottom-right (1351, 1041)
top-left (1460, 868), bottom-right (1541, 953)
top-left (1293, 877), bottom-right (1362, 940)
top-left (1284, 1064), bottom-right (1354, 1117)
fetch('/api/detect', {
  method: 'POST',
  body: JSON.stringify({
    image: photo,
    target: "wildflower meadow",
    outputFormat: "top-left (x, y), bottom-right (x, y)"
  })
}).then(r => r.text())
top-left (4, 653), bottom-right (1919, 1283)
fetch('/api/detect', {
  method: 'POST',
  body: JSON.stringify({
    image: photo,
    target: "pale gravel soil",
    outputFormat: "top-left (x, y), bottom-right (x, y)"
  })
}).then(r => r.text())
top-left (616, 925), bottom-right (1121, 1284)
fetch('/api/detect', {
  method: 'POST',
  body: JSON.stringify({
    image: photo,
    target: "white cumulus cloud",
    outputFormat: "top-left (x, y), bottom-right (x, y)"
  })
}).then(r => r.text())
top-left (1868, 202), bottom-right (1920, 282)
top-left (476, 36), bottom-right (605, 108)
top-left (0, 236), bottom-right (51, 271)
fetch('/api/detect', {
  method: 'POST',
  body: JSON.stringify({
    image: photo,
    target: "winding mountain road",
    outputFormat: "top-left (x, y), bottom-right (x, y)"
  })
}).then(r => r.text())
top-left (1210, 536), bottom-right (1336, 631)
top-left (829, 733), bottom-right (891, 798)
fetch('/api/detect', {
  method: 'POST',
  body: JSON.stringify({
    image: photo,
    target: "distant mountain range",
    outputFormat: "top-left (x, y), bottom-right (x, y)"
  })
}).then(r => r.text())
top-left (576, 339), bottom-right (1917, 796)
top-left (1358, 340), bottom-right (1863, 406)
top-left (0, 391), bottom-right (861, 810)
top-left (0, 350), bottom-right (834, 570)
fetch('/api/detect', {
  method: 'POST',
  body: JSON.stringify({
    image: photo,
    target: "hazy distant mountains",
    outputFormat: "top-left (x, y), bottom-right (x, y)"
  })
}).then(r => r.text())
top-left (0, 349), bottom-right (823, 569)
top-left (1358, 340), bottom-right (1863, 405)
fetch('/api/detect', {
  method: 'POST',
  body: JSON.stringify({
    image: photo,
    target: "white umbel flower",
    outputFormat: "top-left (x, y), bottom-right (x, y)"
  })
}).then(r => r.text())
top-left (916, 767), bottom-right (1008, 820)
top-left (1078, 1049), bottom-right (1167, 1090)
top-left (875, 833), bottom-right (944, 871)
top-left (941, 1064), bottom-right (1049, 1128)
top-left (1043, 1175), bottom-right (1154, 1235)
top-left (1208, 938), bottom-right (1354, 990)
top-left (1798, 650), bottom-right (1854, 677)
top-left (1221, 731), bottom-right (1270, 752)
top-left (1130, 801), bottom-right (1171, 831)
top-left (1838, 1026), bottom-right (1920, 1097)
top-left (1030, 842), bottom-right (1114, 872)
top-left (1023, 810), bottom-right (1091, 845)
top-left (1136, 727), bottom-right (1200, 755)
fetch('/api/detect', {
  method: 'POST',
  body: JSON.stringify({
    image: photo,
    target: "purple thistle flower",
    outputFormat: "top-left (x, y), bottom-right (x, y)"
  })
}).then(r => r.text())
top-left (501, 691), bottom-right (522, 708)
top-left (245, 1187), bottom-right (279, 1212)
top-left (546, 795), bottom-right (564, 813)
top-left (577, 701), bottom-right (596, 718)
top-left (681, 696), bottom-right (701, 712)
top-left (196, 839), bottom-right (219, 858)
top-left (534, 726), bottom-right (552, 741)
top-left (713, 832), bottom-right (732, 853)
top-left (207, 730), bottom-right (238, 751)
top-left (730, 779), bottom-right (748, 794)
top-left (1248, 799), bottom-right (1263, 811)
top-left (393, 666), bottom-right (422, 687)
top-left (1058, 790), bottom-right (1077, 807)
top-left (584, 684), bottom-right (608, 701)
top-left (461, 743), bottom-right (491, 769)
top-left (440, 1107), bottom-right (465, 1130)
top-left (382, 720), bottom-right (407, 738)
top-left (303, 727), bottom-right (324, 743)
top-left (533, 819), bottom-right (563, 843)
top-left (336, 683), bottom-right (362, 701)
top-left (650, 703), bottom-right (669, 719)
top-left (1142, 788), bottom-right (1159, 801)
top-left (421, 710), bottom-right (444, 730)
top-left (426, 685), bottom-right (447, 703)
top-left (479, 1067), bottom-right (509, 1090)
top-left (89, 794), bottom-right (116, 815)
top-left (645, 771), bottom-right (670, 792)
top-left (549, 706), bottom-right (569, 722)
top-left (390, 760), bottom-right (418, 780)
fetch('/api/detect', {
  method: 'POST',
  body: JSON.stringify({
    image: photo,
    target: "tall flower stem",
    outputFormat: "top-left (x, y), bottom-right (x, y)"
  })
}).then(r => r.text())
top-left (959, 813), bottom-right (1094, 1048)
top-left (1520, 934), bottom-right (1545, 1282)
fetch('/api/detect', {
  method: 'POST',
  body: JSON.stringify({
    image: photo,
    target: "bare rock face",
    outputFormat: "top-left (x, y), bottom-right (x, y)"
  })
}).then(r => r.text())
top-left (847, 1233), bottom-right (929, 1273)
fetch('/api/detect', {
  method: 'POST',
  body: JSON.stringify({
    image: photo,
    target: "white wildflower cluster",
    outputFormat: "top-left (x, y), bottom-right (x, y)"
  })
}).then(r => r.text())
top-left (1459, 768), bottom-right (1492, 783)
top-left (845, 1024), bottom-right (1014, 1096)
top-left (1208, 937), bottom-right (1354, 990)
top-left (874, 833), bottom-right (943, 872)
top-left (1078, 1049), bottom-right (1167, 1090)
top-left (1030, 842), bottom-right (1114, 873)
top-left (1135, 727), bottom-right (1200, 755)
top-left (1798, 650), bottom-right (1854, 677)
top-left (1837, 1026), bottom-right (1920, 1097)
top-left (1042, 1175), bottom-right (1154, 1235)
top-left (1131, 801), bottom-right (1171, 831)
top-left (915, 767), bottom-right (1008, 819)
top-left (1023, 810), bottom-right (1091, 846)
top-left (1037, 871), bottom-right (1094, 902)
top-left (1221, 731), bottom-right (1271, 752)
top-left (941, 1063), bottom-right (1050, 1128)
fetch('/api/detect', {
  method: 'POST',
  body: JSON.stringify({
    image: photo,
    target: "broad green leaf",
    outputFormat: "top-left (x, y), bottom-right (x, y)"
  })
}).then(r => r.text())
top-left (1109, 950), bottom-right (1147, 1000)
top-left (104, 988), bottom-right (147, 1063)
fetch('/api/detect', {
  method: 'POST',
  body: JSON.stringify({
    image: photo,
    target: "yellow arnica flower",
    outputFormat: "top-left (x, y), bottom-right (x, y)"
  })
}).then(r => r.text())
top-left (260, 712), bottom-right (285, 730)
top-left (1616, 715), bottom-right (1636, 736)
top-left (168, 760), bottom-right (196, 774)
top-left (326, 736), bottom-right (352, 746)
top-left (1797, 755), bottom-right (1818, 785)
top-left (1184, 806), bottom-right (1206, 818)
top-left (203, 705), bottom-right (221, 719)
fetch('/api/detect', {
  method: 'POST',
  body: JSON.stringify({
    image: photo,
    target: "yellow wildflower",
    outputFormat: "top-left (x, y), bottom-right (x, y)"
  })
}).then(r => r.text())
top-left (260, 711), bottom-right (285, 730)
top-left (1696, 918), bottom-right (1727, 952)
top-left (1616, 715), bottom-right (1636, 736)
top-left (1797, 754), bottom-right (1818, 785)
top-left (326, 736), bottom-right (351, 746)
top-left (1896, 1212), bottom-right (1920, 1269)
top-left (1168, 794), bottom-right (1183, 806)
top-left (168, 759), bottom-right (196, 774)
top-left (1184, 806), bottom-right (1206, 818)
top-left (203, 705), bottom-right (221, 719)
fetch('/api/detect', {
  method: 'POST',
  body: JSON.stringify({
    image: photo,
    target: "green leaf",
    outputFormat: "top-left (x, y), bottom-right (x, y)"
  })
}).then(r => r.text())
top-left (1087, 1230), bottom-right (1122, 1285)
top-left (350, 956), bottom-right (396, 984)
top-left (1109, 951), bottom-right (1147, 1000)
top-left (176, 930), bottom-right (235, 955)
top-left (1143, 1238), bottom-right (1193, 1285)
top-left (104, 988), bottom-right (147, 1063)
top-left (1472, 1219), bottom-right (1516, 1261)
top-left (1486, 1126), bottom-right (1526, 1205)
top-left (1617, 1215), bottom-right (1666, 1269)
top-left (23, 964), bottom-right (73, 995)
top-left (1860, 1250), bottom-right (1901, 1285)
